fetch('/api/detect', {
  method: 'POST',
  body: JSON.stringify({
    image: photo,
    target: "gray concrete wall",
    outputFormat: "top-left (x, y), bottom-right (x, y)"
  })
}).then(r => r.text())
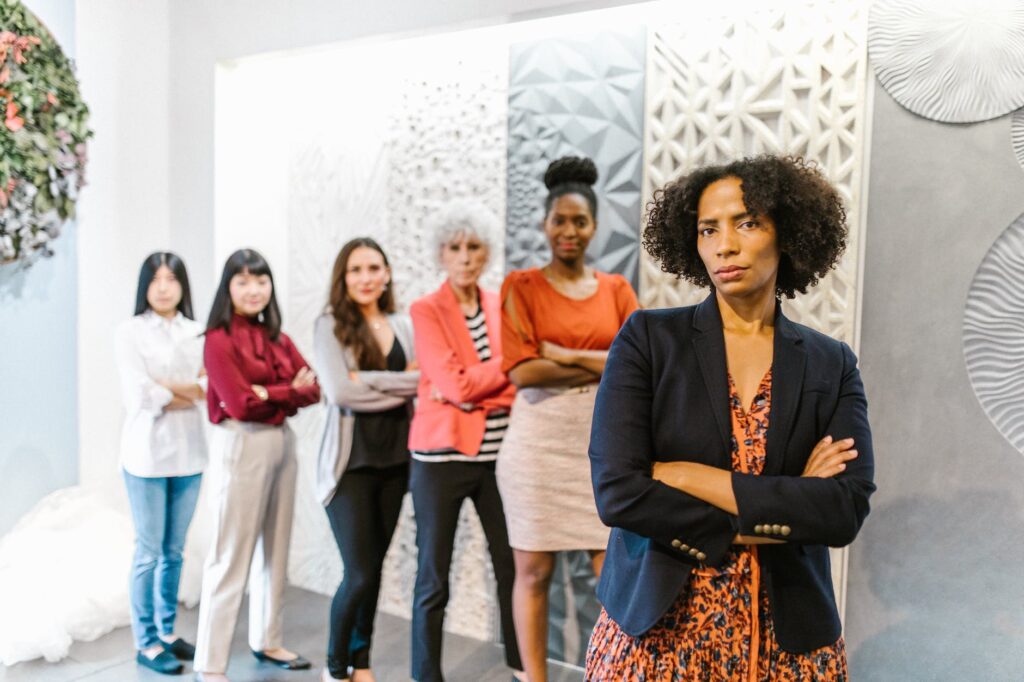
top-left (846, 80), bottom-right (1024, 678)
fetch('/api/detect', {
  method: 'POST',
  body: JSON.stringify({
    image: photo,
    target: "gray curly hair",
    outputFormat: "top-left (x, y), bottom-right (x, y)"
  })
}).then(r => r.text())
top-left (426, 200), bottom-right (501, 262)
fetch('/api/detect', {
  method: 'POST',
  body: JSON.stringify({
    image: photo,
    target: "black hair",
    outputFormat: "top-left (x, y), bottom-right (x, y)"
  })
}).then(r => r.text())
top-left (643, 155), bottom-right (848, 299)
top-left (205, 248), bottom-right (282, 340)
top-left (134, 252), bottom-right (194, 319)
top-left (543, 156), bottom-right (599, 219)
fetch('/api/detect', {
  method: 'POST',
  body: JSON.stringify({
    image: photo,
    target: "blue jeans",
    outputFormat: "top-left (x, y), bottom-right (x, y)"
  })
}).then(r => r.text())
top-left (123, 470), bottom-right (202, 650)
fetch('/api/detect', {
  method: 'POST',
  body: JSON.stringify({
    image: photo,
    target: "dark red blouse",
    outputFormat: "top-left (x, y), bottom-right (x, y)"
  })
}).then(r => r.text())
top-left (204, 314), bottom-right (321, 425)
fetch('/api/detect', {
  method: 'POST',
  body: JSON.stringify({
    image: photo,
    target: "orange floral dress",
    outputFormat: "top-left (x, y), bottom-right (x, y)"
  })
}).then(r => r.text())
top-left (585, 371), bottom-right (847, 681)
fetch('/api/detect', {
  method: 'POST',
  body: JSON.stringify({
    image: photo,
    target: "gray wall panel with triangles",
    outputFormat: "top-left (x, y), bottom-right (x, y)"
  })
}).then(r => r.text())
top-left (506, 28), bottom-right (646, 287)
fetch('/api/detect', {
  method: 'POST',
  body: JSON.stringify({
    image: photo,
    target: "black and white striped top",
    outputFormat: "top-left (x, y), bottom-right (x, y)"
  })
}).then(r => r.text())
top-left (412, 307), bottom-right (509, 464)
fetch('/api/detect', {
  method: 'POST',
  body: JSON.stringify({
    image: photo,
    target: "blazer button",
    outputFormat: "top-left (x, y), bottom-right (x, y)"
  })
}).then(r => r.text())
top-left (771, 524), bottom-right (782, 535)
top-left (688, 548), bottom-right (699, 556)
top-left (754, 524), bottom-right (764, 534)
top-left (781, 525), bottom-right (792, 536)
top-left (671, 539), bottom-right (682, 549)
top-left (696, 552), bottom-right (707, 561)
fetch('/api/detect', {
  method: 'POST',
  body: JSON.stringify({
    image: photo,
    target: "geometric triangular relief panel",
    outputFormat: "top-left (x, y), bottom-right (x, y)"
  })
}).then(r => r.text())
top-left (641, 0), bottom-right (870, 348)
top-left (507, 27), bottom-right (647, 287)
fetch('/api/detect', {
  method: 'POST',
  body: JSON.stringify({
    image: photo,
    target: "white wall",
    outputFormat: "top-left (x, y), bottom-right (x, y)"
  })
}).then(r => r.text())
top-left (168, 0), bottom-right (642, 310)
top-left (71, 0), bottom-right (645, 508)
top-left (75, 0), bottom-right (171, 486)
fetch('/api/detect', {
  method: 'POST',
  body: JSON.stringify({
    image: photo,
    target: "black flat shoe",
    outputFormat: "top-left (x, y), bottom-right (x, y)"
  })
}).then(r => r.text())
top-left (164, 637), bottom-right (196, 660)
top-left (137, 650), bottom-right (184, 675)
top-left (251, 649), bottom-right (312, 670)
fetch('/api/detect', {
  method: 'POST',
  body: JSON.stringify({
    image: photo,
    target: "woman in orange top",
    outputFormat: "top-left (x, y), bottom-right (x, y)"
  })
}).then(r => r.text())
top-left (498, 156), bottom-right (638, 681)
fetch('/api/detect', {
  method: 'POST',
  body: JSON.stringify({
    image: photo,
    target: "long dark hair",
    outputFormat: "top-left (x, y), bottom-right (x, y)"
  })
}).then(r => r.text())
top-left (206, 248), bottom-right (282, 339)
top-left (134, 252), bottom-right (194, 319)
top-left (329, 238), bottom-right (395, 370)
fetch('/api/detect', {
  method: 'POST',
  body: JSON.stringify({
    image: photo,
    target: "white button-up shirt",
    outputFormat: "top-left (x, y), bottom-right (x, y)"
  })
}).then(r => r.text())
top-left (115, 310), bottom-right (207, 477)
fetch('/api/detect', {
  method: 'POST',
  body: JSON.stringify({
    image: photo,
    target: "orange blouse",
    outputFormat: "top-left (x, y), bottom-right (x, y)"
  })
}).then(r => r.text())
top-left (500, 268), bottom-right (639, 374)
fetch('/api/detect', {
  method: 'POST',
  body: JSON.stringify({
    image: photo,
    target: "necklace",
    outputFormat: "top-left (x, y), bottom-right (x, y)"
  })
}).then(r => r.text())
top-left (371, 321), bottom-right (382, 330)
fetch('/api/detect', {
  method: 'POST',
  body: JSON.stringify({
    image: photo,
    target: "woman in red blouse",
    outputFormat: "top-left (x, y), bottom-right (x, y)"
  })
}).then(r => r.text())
top-left (193, 249), bottom-right (321, 682)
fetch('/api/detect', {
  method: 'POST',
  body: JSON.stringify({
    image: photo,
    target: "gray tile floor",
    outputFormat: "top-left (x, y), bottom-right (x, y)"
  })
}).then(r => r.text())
top-left (0, 586), bottom-right (584, 682)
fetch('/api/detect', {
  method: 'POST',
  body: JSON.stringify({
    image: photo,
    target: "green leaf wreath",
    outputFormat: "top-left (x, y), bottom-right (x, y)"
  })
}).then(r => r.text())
top-left (0, 0), bottom-right (91, 267)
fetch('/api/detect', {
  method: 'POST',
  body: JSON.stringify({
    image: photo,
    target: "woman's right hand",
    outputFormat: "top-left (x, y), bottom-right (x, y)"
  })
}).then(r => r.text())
top-left (801, 436), bottom-right (857, 478)
top-left (291, 367), bottom-right (317, 388)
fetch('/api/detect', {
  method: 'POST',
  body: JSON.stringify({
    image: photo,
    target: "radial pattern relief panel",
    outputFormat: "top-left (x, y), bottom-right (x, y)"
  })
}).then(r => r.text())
top-left (507, 28), bottom-right (647, 286)
top-left (869, 0), bottom-right (1024, 124)
top-left (640, 1), bottom-right (870, 347)
top-left (963, 212), bottom-right (1024, 458)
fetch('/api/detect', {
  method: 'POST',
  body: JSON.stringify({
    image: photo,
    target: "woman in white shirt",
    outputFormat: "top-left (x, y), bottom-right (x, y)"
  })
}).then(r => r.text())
top-left (115, 252), bottom-right (207, 676)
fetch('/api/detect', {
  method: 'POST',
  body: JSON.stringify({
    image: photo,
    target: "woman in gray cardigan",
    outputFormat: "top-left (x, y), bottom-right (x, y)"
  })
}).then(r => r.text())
top-left (312, 238), bottom-right (419, 682)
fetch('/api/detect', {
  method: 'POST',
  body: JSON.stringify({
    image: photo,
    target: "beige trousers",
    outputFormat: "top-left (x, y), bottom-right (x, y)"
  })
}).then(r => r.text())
top-left (194, 421), bottom-right (297, 673)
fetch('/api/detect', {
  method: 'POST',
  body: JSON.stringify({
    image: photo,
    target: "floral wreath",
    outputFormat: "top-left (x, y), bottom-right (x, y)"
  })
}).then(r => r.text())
top-left (0, 0), bottom-right (91, 267)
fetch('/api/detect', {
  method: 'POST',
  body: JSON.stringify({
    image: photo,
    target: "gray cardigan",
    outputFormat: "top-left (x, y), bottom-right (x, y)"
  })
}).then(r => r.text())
top-left (312, 312), bottom-right (420, 505)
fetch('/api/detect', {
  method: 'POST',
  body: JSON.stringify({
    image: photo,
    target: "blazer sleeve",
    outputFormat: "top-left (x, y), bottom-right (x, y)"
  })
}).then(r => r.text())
top-left (590, 312), bottom-right (738, 567)
top-left (731, 342), bottom-right (876, 547)
top-left (410, 297), bottom-right (510, 404)
top-left (312, 315), bottom-right (410, 412)
top-left (204, 329), bottom-right (280, 422)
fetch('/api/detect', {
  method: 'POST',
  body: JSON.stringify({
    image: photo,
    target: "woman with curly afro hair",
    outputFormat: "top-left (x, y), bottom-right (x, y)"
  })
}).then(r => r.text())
top-left (586, 155), bottom-right (875, 680)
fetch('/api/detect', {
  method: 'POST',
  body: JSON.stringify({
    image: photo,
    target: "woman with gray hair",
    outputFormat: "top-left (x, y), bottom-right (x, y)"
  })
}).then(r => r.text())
top-left (407, 201), bottom-right (524, 682)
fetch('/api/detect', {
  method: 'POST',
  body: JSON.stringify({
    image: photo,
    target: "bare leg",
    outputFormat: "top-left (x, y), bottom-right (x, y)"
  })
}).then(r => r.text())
top-left (512, 550), bottom-right (555, 682)
top-left (589, 549), bottom-right (605, 579)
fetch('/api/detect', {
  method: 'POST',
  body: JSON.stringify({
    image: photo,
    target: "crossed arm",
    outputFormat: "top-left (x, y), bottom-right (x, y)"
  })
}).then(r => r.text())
top-left (651, 436), bottom-right (858, 545)
top-left (590, 313), bottom-right (875, 566)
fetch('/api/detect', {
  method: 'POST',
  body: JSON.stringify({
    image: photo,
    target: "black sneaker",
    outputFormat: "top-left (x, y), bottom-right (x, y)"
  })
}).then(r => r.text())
top-left (164, 637), bottom-right (196, 661)
top-left (137, 649), bottom-right (184, 675)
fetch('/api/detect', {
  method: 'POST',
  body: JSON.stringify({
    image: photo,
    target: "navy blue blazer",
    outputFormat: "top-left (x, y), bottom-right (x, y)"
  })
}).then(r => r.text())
top-left (589, 295), bottom-right (875, 653)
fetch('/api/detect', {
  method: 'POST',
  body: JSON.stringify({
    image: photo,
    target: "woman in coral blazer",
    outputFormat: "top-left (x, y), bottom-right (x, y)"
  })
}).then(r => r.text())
top-left (407, 201), bottom-right (523, 682)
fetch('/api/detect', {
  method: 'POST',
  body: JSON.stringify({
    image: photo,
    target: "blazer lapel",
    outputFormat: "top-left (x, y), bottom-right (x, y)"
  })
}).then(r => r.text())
top-left (439, 281), bottom-right (477, 360)
top-left (692, 295), bottom-right (732, 465)
top-left (765, 308), bottom-right (806, 476)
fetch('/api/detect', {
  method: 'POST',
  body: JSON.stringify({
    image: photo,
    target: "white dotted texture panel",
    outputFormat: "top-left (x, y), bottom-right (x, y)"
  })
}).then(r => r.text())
top-left (640, 0), bottom-right (871, 349)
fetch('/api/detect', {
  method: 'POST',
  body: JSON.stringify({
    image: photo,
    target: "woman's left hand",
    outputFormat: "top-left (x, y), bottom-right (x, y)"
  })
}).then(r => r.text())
top-left (540, 340), bottom-right (575, 366)
top-left (652, 461), bottom-right (688, 490)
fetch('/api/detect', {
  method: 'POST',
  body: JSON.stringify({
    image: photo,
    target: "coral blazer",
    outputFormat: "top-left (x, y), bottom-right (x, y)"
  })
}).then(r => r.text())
top-left (408, 281), bottom-right (516, 455)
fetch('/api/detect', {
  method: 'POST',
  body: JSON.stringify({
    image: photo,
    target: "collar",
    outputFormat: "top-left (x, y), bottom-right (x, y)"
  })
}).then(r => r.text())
top-left (143, 309), bottom-right (183, 327)
top-left (692, 291), bottom-right (801, 343)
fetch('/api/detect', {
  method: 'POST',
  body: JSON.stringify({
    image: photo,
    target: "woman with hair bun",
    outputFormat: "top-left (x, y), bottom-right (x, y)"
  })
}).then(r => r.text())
top-left (498, 156), bottom-right (639, 681)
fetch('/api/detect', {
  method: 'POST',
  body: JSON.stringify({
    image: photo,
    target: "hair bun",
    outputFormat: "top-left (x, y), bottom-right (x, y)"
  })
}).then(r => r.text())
top-left (543, 156), bottom-right (598, 190)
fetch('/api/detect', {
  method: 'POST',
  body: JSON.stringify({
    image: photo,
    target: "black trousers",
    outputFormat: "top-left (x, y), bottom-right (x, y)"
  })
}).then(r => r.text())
top-left (324, 463), bottom-right (408, 677)
top-left (410, 459), bottom-right (521, 681)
